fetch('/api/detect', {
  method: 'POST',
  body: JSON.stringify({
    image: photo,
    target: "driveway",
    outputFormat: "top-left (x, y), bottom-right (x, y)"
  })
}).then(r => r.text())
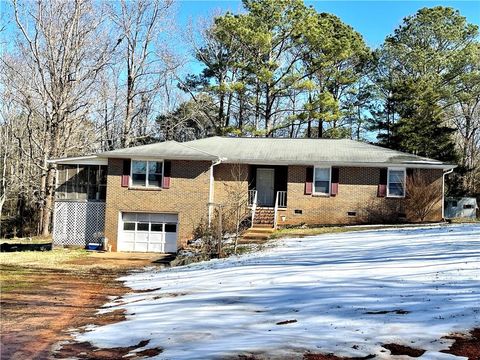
top-left (0, 250), bottom-right (169, 360)
top-left (73, 225), bottom-right (480, 359)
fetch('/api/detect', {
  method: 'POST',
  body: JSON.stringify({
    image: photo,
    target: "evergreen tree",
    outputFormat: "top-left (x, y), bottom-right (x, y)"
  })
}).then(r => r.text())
top-left (372, 7), bottom-right (479, 162)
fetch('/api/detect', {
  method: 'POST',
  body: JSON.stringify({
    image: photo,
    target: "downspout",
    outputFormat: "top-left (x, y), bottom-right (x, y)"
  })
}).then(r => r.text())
top-left (442, 168), bottom-right (454, 220)
top-left (208, 158), bottom-right (224, 227)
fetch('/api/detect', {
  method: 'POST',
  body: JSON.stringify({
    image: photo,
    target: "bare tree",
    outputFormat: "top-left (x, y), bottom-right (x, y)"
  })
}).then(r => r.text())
top-left (222, 164), bottom-right (249, 254)
top-left (93, 65), bottom-right (124, 150)
top-left (449, 97), bottom-right (480, 196)
top-left (0, 120), bottom-right (11, 228)
top-left (108, 0), bottom-right (179, 147)
top-left (406, 171), bottom-right (443, 222)
top-left (0, 0), bottom-right (115, 235)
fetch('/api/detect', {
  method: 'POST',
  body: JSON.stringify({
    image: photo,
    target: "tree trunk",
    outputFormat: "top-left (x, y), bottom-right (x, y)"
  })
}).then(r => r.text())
top-left (41, 166), bottom-right (56, 236)
top-left (123, 72), bottom-right (134, 147)
top-left (254, 82), bottom-right (260, 131)
top-left (238, 93), bottom-right (244, 132)
top-left (41, 118), bottom-right (61, 236)
top-left (265, 85), bottom-right (274, 137)
top-left (0, 194), bottom-right (5, 236)
top-left (225, 93), bottom-right (233, 128)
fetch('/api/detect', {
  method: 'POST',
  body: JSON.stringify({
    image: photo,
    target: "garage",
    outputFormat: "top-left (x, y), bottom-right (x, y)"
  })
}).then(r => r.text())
top-left (118, 212), bottom-right (178, 253)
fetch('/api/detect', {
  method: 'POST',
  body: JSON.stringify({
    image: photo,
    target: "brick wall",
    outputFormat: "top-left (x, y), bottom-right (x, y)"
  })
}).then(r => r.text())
top-left (280, 166), bottom-right (443, 227)
top-left (104, 159), bottom-right (444, 251)
top-left (210, 163), bottom-right (250, 233)
top-left (104, 159), bottom-right (211, 251)
top-left (213, 163), bottom-right (250, 205)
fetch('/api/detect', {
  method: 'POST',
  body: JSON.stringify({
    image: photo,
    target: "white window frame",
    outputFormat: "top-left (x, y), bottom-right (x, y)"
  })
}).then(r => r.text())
top-left (387, 167), bottom-right (406, 198)
top-left (130, 159), bottom-right (164, 188)
top-left (313, 166), bottom-right (332, 196)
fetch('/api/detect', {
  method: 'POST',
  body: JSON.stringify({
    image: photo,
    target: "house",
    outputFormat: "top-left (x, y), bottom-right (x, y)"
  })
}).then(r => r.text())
top-left (50, 137), bottom-right (455, 253)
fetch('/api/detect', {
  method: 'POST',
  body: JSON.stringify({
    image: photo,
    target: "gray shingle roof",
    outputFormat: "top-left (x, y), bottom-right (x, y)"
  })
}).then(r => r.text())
top-left (98, 137), bottom-right (454, 169)
top-left (99, 140), bottom-right (218, 161)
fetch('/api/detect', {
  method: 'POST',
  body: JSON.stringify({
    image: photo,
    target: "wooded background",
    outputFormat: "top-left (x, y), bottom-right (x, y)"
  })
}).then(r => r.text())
top-left (1, 0), bottom-right (479, 237)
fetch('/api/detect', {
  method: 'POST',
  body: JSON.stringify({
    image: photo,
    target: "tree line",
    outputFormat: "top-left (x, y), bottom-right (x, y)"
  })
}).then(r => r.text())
top-left (0, 0), bottom-right (479, 237)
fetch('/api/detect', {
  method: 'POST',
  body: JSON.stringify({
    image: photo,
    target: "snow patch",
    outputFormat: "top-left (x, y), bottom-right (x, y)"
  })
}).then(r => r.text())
top-left (77, 224), bottom-right (480, 359)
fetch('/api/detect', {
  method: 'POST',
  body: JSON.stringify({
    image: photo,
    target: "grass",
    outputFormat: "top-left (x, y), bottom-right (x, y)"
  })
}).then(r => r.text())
top-left (0, 249), bottom-right (92, 294)
top-left (270, 225), bottom-right (366, 239)
top-left (269, 221), bottom-right (478, 239)
top-left (0, 267), bottom-right (31, 292)
top-left (0, 248), bottom-right (87, 270)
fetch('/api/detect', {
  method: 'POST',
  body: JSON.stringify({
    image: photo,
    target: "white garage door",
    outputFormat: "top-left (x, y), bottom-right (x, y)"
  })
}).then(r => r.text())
top-left (119, 212), bottom-right (178, 253)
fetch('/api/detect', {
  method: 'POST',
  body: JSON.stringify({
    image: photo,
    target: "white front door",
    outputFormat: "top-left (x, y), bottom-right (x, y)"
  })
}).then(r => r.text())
top-left (256, 168), bottom-right (275, 206)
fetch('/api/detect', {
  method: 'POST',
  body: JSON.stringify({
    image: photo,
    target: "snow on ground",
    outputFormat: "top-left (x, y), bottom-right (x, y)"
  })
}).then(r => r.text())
top-left (77, 224), bottom-right (480, 359)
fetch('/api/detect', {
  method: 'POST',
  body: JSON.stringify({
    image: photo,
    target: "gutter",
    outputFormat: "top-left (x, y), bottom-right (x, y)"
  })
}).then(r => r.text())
top-left (205, 159), bottom-right (455, 170)
top-left (442, 168), bottom-right (454, 219)
top-left (208, 158), bottom-right (226, 227)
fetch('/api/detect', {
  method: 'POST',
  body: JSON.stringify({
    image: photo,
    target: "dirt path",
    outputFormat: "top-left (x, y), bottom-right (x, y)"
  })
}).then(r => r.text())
top-left (0, 252), bottom-right (168, 360)
top-left (0, 269), bottom-right (126, 360)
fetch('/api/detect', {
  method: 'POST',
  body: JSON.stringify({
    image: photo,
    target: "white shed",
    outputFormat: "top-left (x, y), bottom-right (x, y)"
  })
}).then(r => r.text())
top-left (445, 197), bottom-right (478, 219)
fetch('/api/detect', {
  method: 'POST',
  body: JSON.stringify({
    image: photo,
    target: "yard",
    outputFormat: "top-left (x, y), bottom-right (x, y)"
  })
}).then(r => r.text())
top-left (0, 247), bottom-right (168, 360)
top-left (68, 224), bottom-right (480, 359)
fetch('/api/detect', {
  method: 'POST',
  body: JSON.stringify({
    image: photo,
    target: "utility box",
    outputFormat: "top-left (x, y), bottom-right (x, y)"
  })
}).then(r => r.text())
top-left (445, 197), bottom-right (478, 219)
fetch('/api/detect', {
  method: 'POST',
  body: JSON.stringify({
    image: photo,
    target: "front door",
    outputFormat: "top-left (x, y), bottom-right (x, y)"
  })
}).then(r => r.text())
top-left (256, 168), bottom-right (275, 206)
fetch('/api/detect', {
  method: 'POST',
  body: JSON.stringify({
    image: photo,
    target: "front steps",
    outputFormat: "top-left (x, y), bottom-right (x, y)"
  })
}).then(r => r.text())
top-left (253, 207), bottom-right (275, 226)
top-left (242, 225), bottom-right (275, 241)
top-left (241, 207), bottom-right (276, 243)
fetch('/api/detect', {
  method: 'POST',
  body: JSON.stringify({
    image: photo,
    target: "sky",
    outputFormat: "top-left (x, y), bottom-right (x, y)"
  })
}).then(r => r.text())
top-left (2, 1), bottom-right (478, 67)
top-left (176, 0), bottom-right (480, 48)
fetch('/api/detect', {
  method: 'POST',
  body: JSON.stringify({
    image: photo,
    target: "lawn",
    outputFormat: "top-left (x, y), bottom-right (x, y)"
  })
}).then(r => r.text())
top-left (0, 248), bottom-right (87, 269)
top-left (0, 249), bottom-right (88, 292)
top-left (0, 248), bottom-right (166, 360)
top-left (76, 224), bottom-right (480, 359)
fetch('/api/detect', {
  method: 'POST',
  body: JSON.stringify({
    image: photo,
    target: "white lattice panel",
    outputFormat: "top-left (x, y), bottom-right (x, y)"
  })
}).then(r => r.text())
top-left (53, 201), bottom-right (106, 247)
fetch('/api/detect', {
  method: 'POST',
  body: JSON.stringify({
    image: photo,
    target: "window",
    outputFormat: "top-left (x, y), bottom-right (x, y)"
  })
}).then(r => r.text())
top-left (151, 223), bottom-right (163, 232)
top-left (123, 222), bottom-right (135, 231)
top-left (387, 168), bottom-right (405, 197)
top-left (165, 224), bottom-right (177, 233)
top-left (313, 167), bottom-right (331, 195)
top-left (137, 223), bottom-right (149, 231)
top-left (131, 160), bottom-right (163, 188)
top-left (55, 164), bottom-right (107, 201)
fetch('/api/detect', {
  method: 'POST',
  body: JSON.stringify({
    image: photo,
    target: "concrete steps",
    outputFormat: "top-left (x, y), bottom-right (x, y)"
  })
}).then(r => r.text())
top-left (240, 207), bottom-right (276, 243)
top-left (241, 224), bottom-right (275, 242)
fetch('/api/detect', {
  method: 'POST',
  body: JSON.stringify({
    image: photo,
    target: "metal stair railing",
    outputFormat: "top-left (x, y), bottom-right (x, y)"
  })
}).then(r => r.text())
top-left (250, 190), bottom-right (258, 225)
top-left (273, 191), bottom-right (287, 229)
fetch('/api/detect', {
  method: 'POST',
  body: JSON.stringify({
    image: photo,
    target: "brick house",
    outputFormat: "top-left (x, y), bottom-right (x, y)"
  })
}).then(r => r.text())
top-left (50, 137), bottom-right (455, 252)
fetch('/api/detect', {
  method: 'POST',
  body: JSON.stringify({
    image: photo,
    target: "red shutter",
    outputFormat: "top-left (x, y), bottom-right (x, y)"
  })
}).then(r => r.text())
top-left (377, 168), bottom-right (387, 197)
top-left (121, 159), bottom-right (131, 187)
top-left (305, 167), bottom-right (313, 195)
top-left (331, 167), bottom-right (339, 196)
top-left (406, 168), bottom-right (414, 179)
top-left (162, 160), bottom-right (171, 189)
